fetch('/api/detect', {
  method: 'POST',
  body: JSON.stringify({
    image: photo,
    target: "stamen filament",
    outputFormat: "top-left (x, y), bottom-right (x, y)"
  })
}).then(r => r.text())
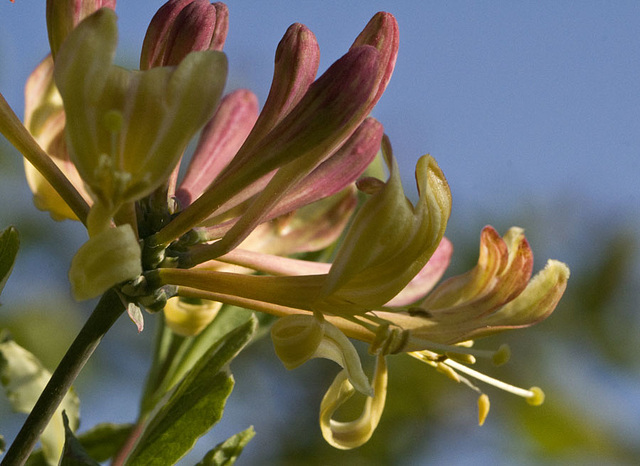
top-left (443, 358), bottom-right (541, 402)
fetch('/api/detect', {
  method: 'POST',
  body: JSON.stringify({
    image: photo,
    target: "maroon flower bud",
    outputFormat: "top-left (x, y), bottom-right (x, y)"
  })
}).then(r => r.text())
top-left (140, 0), bottom-right (229, 69)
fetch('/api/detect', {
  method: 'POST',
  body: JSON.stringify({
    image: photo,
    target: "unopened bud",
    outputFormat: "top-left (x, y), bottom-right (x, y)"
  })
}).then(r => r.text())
top-left (141, 0), bottom-right (229, 69)
top-left (46, 0), bottom-right (116, 58)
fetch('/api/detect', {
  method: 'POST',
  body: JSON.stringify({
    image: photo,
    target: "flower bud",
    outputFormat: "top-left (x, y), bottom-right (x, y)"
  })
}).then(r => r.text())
top-left (141, 0), bottom-right (229, 69)
top-left (46, 0), bottom-right (116, 58)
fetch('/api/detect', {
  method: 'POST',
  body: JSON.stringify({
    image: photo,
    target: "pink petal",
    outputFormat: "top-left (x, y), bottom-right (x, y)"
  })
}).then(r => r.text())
top-left (240, 22), bottom-right (320, 153)
top-left (385, 237), bottom-right (453, 307)
top-left (177, 89), bottom-right (259, 207)
top-left (351, 12), bottom-right (399, 114)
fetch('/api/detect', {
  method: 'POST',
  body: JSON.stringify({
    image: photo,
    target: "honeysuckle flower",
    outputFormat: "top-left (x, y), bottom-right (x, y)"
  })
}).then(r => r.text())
top-left (5, 0), bottom-right (571, 451)
top-left (46, 7), bottom-right (225, 300)
top-left (54, 9), bottom-right (226, 227)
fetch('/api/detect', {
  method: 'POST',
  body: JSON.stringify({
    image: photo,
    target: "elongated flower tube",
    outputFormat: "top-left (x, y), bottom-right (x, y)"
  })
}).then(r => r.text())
top-left (155, 145), bottom-right (452, 319)
top-left (54, 8), bottom-right (227, 223)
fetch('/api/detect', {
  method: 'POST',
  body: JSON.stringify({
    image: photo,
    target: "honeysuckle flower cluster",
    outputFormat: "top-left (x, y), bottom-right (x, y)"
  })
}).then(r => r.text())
top-left (1, 0), bottom-right (570, 454)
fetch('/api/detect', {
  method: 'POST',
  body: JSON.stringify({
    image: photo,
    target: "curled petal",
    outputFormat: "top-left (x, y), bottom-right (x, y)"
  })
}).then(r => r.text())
top-left (379, 244), bottom-right (569, 347)
top-left (319, 354), bottom-right (387, 450)
top-left (69, 224), bottom-right (141, 301)
top-left (271, 315), bottom-right (371, 396)
top-left (420, 226), bottom-right (533, 321)
top-left (320, 136), bottom-right (452, 309)
top-left (473, 259), bottom-right (570, 337)
top-left (271, 314), bottom-right (324, 369)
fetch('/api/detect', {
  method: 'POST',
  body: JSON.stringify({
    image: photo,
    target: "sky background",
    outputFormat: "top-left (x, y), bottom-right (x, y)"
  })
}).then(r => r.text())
top-left (1, 1), bottom-right (639, 465)
top-left (2, 0), bottom-right (639, 231)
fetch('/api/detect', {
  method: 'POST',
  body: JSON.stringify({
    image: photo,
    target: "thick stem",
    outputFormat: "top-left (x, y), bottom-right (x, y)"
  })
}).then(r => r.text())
top-left (1, 290), bottom-right (125, 466)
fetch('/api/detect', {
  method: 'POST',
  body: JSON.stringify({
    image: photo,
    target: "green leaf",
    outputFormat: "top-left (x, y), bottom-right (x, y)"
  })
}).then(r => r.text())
top-left (196, 426), bottom-right (255, 466)
top-left (0, 226), bottom-right (19, 297)
top-left (26, 423), bottom-right (133, 466)
top-left (60, 412), bottom-right (100, 466)
top-left (140, 305), bottom-right (253, 416)
top-left (126, 316), bottom-right (257, 466)
top-left (0, 434), bottom-right (5, 455)
top-left (166, 305), bottom-right (254, 389)
top-left (0, 336), bottom-right (80, 465)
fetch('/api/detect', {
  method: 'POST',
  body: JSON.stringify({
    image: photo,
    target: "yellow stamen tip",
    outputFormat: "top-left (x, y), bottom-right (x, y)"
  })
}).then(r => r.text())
top-left (445, 351), bottom-right (476, 365)
top-left (436, 362), bottom-right (460, 383)
top-left (492, 344), bottom-right (511, 366)
top-left (478, 393), bottom-right (490, 426)
top-left (526, 386), bottom-right (545, 406)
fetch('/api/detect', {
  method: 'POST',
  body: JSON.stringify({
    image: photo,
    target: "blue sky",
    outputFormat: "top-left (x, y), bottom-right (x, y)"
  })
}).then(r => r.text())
top-left (2, 1), bottom-right (639, 229)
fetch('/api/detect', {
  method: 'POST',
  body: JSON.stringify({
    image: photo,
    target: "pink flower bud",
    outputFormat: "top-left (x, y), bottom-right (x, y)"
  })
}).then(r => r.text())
top-left (140, 0), bottom-right (229, 69)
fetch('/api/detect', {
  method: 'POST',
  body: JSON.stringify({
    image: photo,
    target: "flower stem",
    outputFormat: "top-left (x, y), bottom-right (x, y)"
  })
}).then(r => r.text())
top-left (0, 92), bottom-right (90, 225)
top-left (1, 290), bottom-right (125, 466)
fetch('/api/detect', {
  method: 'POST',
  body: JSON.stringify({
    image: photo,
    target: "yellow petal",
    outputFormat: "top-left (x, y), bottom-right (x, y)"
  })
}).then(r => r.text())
top-left (319, 354), bottom-right (388, 449)
top-left (69, 224), bottom-right (141, 300)
top-left (164, 297), bottom-right (222, 337)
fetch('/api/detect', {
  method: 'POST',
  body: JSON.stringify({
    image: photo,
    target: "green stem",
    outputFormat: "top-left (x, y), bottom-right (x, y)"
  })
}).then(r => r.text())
top-left (1, 290), bottom-right (125, 466)
top-left (111, 418), bottom-right (147, 466)
top-left (0, 92), bottom-right (90, 225)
